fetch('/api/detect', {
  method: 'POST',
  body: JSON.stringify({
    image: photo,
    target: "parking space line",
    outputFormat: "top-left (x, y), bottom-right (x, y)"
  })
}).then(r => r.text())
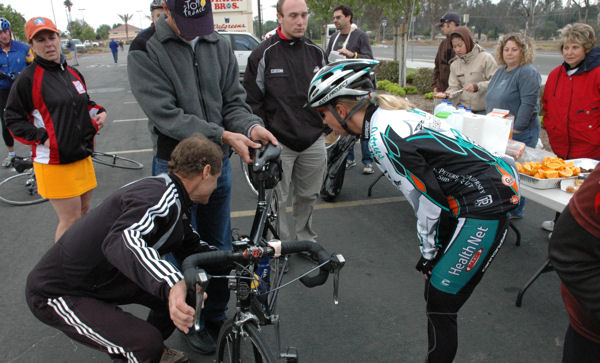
top-left (113, 118), bottom-right (148, 123)
top-left (230, 196), bottom-right (406, 218)
top-left (123, 101), bottom-right (138, 104)
top-left (101, 148), bottom-right (153, 155)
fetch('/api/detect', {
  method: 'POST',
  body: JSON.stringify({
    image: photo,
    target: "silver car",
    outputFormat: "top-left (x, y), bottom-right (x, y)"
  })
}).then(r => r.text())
top-left (218, 31), bottom-right (260, 78)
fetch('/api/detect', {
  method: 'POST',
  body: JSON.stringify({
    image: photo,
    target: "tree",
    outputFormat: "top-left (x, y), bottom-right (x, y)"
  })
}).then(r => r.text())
top-left (0, 4), bottom-right (26, 41)
top-left (64, 0), bottom-right (73, 34)
top-left (118, 14), bottom-right (133, 42)
top-left (96, 24), bottom-right (110, 40)
top-left (81, 25), bottom-right (96, 41)
top-left (68, 20), bottom-right (83, 39)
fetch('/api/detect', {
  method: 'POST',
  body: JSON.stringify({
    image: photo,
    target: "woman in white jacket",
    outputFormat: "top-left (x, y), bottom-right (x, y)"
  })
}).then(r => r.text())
top-left (445, 26), bottom-right (498, 113)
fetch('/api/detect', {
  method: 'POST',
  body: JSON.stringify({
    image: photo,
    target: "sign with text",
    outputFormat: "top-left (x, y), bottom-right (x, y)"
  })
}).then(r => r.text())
top-left (213, 13), bottom-right (253, 32)
top-left (212, 0), bottom-right (250, 12)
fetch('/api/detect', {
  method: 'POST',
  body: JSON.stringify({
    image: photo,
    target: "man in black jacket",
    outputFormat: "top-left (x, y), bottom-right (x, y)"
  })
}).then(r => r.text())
top-left (25, 135), bottom-right (223, 363)
top-left (243, 0), bottom-right (326, 243)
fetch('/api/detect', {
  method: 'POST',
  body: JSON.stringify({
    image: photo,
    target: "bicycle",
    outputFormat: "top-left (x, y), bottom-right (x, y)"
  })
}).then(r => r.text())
top-left (0, 157), bottom-right (47, 206)
top-left (183, 143), bottom-right (345, 362)
top-left (91, 151), bottom-right (144, 170)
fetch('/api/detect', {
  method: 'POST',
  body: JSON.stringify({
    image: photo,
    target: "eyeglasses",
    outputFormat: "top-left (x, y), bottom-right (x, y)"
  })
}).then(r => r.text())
top-left (333, 15), bottom-right (343, 20)
top-left (316, 106), bottom-right (328, 118)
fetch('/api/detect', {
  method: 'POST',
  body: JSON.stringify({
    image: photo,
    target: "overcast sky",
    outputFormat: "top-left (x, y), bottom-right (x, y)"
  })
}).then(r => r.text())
top-left (3, 0), bottom-right (279, 31)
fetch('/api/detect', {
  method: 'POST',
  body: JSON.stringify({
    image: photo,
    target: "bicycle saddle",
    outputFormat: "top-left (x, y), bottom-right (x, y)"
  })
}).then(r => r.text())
top-left (252, 143), bottom-right (282, 172)
top-left (13, 157), bottom-right (33, 173)
top-left (248, 143), bottom-right (282, 190)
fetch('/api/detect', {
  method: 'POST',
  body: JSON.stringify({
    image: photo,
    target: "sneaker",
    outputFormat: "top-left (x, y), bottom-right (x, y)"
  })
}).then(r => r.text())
top-left (345, 160), bottom-right (356, 169)
top-left (509, 213), bottom-right (523, 220)
top-left (541, 220), bottom-right (554, 232)
top-left (362, 163), bottom-right (374, 174)
top-left (184, 328), bottom-right (216, 355)
top-left (1, 154), bottom-right (14, 168)
top-left (160, 348), bottom-right (190, 363)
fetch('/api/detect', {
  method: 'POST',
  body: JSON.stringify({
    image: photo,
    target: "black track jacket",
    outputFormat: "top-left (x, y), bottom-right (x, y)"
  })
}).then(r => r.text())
top-left (26, 174), bottom-right (216, 302)
top-left (243, 28), bottom-right (326, 152)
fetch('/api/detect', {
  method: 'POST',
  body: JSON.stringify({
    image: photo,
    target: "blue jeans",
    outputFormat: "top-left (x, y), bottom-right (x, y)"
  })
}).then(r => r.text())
top-left (111, 50), bottom-right (118, 63)
top-left (347, 139), bottom-right (373, 164)
top-left (511, 125), bottom-right (540, 217)
top-left (152, 156), bottom-right (232, 329)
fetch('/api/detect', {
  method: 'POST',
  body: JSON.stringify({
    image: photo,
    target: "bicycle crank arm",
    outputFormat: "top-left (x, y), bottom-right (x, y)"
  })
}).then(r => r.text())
top-left (194, 270), bottom-right (210, 331)
top-left (332, 254), bottom-right (345, 305)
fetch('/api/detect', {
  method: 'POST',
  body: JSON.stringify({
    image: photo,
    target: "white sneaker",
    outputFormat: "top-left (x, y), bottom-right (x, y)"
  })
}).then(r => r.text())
top-left (345, 160), bottom-right (356, 169)
top-left (1, 154), bottom-right (14, 168)
top-left (541, 220), bottom-right (554, 232)
top-left (362, 163), bottom-right (374, 174)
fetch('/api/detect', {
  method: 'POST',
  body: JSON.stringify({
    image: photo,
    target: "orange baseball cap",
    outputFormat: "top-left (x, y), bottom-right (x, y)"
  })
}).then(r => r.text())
top-left (25, 17), bottom-right (58, 41)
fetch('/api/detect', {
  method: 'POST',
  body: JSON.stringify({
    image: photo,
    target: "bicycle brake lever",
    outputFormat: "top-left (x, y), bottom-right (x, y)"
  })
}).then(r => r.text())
top-left (331, 254), bottom-right (345, 305)
top-left (193, 270), bottom-right (210, 331)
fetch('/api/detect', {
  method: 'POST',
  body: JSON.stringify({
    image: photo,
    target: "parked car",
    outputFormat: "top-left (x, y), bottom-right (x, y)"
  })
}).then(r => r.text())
top-left (217, 31), bottom-right (260, 77)
top-left (83, 40), bottom-right (99, 48)
top-left (71, 39), bottom-right (85, 51)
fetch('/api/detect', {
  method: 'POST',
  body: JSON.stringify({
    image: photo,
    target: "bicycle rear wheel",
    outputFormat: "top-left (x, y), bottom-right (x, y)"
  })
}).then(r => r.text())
top-left (217, 319), bottom-right (276, 363)
top-left (0, 171), bottom-right (48, 206)
top-left (92, 152), bottom-right (144, 170)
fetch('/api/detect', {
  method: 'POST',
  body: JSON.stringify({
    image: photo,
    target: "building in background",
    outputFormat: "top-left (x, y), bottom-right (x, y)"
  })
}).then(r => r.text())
top-left (213, 0), bottom-right (253, 34)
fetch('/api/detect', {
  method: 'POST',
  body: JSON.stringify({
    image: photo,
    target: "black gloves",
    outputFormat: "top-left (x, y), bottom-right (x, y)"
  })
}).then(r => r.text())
top-left (0, 72), bottom-right (16, 81)
top-left (415, 256), bottom-right (436, 277)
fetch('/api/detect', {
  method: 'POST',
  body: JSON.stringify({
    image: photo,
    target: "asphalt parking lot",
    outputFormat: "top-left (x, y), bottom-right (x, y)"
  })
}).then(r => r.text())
top-left (1, 49), bottom-right (568, 362)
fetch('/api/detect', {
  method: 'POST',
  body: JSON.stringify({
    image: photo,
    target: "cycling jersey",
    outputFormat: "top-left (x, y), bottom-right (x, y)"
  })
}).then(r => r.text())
top-left (366, 107), bottom-right (519, 266)
top-left (0, 40), bottom-right (33, 90)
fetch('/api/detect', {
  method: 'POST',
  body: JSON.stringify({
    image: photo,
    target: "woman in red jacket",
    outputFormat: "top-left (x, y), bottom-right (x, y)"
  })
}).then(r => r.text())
top-left (543, 23), bottom-right (600, 160)
top-left (541, 23), bottom-right (600, 233)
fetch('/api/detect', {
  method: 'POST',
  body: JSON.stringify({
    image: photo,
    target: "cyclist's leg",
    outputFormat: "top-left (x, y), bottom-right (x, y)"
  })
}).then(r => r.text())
top-left (290, 135), bottom-right (326, 242)
top-left (425, 216), bottom-right (509, 362)
top-left (26, 292), bottom-right (164, 362)
top-left (194, 157), bottom-right (232, 326)
top-left (275, 144), bottom-right (299, 242)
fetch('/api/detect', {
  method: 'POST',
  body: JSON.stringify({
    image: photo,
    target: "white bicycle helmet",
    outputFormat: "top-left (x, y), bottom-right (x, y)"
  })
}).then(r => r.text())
top-left (307, 59), bottom-right (378, 108)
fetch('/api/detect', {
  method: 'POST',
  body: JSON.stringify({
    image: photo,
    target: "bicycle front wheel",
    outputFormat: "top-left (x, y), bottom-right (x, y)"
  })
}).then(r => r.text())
top-left (92, 152), bottom-right (144, 170)
top-left (217, 319), bottom-right (276, 363)
top-left (0, 171), bottom-right (48, 206)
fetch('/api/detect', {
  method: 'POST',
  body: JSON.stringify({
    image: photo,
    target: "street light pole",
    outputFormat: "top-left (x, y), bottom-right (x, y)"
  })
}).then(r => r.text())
top-left (78, 8), bottom-right (86, 26)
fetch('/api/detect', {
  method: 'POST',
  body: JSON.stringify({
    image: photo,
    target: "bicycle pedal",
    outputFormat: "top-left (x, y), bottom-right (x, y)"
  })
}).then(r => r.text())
top-left (282, 347), bottom-right (298, 363)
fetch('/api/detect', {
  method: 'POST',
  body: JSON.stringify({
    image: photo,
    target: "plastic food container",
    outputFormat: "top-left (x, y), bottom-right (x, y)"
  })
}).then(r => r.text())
top-left (519, 158), bottom-right (598, 189)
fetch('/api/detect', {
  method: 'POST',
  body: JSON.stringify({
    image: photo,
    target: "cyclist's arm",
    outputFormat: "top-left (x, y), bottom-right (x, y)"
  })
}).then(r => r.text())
top-left (172, 221), bottom-right (217, 263)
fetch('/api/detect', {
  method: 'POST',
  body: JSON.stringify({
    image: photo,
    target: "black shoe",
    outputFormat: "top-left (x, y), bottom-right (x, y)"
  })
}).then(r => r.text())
top-left (205, 320), bottom-right (224, 340)
top-left (184, 328), bottom-right (216, 355)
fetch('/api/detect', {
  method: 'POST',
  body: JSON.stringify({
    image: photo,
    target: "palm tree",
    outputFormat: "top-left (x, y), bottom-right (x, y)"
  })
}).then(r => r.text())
top-left (118, 14), bottom-right (133, 42)
top-left (64, 0), bottom-right (73, 33)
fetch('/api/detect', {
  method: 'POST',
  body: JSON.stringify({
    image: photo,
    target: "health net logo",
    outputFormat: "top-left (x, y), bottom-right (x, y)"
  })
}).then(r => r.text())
top-left (183, 0), bottom-right (207, 17)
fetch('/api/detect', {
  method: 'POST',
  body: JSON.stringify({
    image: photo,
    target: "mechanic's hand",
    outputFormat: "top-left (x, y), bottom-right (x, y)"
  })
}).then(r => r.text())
top-left (223, 130), bottom-right (262, 163)
top-left (434, 92), bottom-right (448, 99)
top-left (168, 280), bottom-right (196, 334)
top-left (94, 111), bottom-right (107, 131)
top-left (415, 256), bottom-right (436, 279)
top-left (338, 48), bottom-right (355, 58)
top-left (249, 125), bottom-right (278, 148)
top-left (463, 83), bottom-right (478, 93)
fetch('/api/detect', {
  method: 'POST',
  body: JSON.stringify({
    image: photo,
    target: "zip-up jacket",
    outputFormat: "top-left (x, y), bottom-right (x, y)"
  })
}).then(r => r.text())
top-left (128, 18), bottom-right (262, 160)
top-left (366, 107), bottom-right (519, 259)
top-left (4, 55), bottom-right (104, 164)
top-left (542, 46), bottom-right (600, 159)
top-left (0, 40), bottom-right (33, 90)
top-left (26, 173), bottom-right (216, 302)
top-left (325, 28), bottom-right (373, 60)
top-left (243, 28), bottom-right (326, 152)
top-left (446, 44), bottom-right (498, 112)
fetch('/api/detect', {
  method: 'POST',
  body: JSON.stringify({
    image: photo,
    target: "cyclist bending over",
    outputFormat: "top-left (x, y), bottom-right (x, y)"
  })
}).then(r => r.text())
top-left (307, 59), bottom-right (520, 362)
top-left (25, 135), bottom-right (225, 363)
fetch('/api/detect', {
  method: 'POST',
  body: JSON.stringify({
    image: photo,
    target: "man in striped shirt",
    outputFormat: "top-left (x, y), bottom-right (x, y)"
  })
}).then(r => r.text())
top-left (25, 135), bottom-right (223, 363)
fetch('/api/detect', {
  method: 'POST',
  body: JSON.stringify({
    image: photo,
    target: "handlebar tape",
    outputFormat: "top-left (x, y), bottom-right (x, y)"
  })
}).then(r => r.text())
top-left (281, 241), bottom-right (331, 287)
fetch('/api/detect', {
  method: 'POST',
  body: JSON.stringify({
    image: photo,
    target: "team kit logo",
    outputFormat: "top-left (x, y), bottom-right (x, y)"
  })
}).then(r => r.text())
top-left (183, 0), bottom-right (207, 17)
